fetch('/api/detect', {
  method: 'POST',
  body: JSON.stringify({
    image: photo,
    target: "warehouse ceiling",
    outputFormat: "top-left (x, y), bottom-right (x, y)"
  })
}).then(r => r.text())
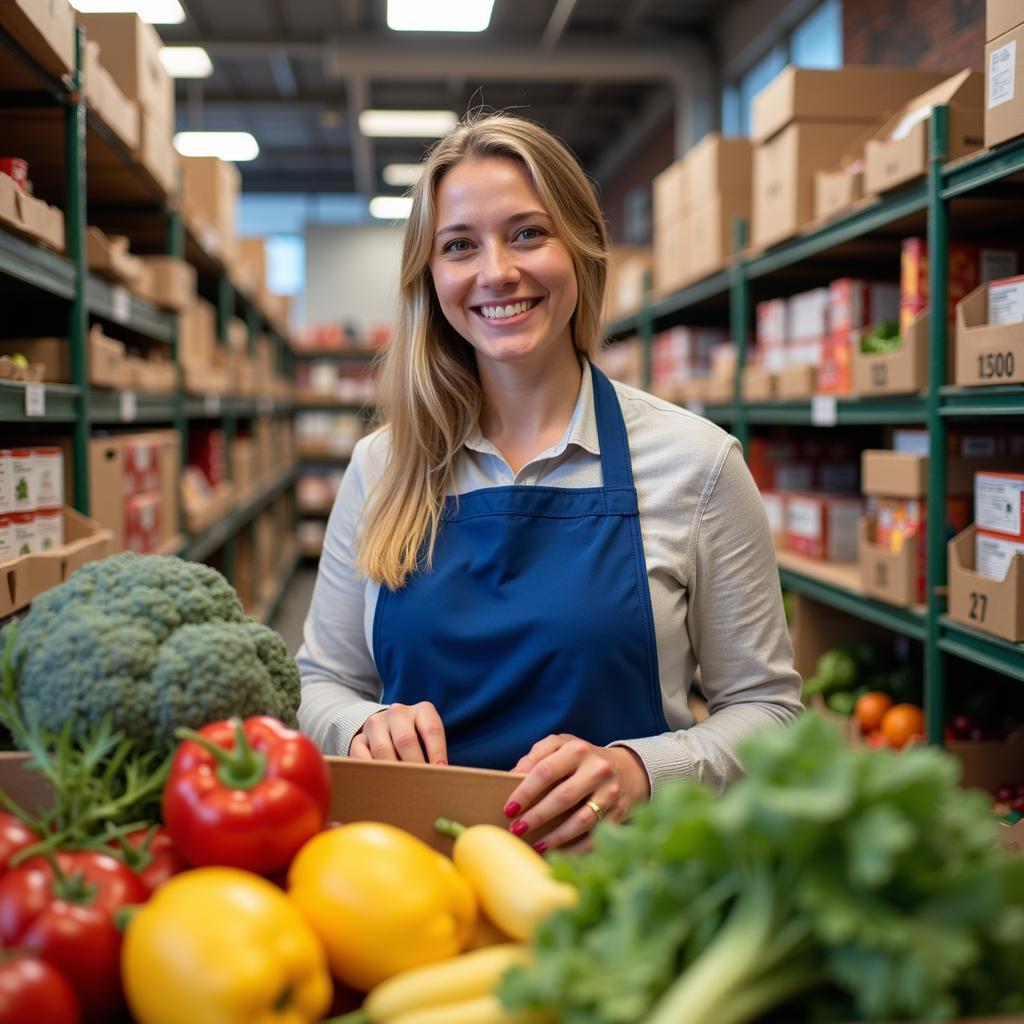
top-left (163, 0), bottom-right (720, 196)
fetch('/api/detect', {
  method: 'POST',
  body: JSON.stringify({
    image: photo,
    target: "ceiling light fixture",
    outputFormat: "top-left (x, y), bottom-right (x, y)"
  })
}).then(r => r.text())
top-left (387, 0), bottom-right (495, 32)
top-left (159, 46), bottom-right (213, 78)
top-left (382, 163), bottom-right (424, 186)
top-left (359, 109), bottom-right (458, 138)
top-left (69, 0), bottom-right (186, 24)
top-left (370, 196), bottom-right (413, 220)
top-left (173, 131), bottom-right (260, 162)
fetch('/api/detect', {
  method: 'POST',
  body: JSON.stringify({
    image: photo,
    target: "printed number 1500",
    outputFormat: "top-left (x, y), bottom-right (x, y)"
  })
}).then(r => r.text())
top-left (978, 352), bottom-right (1015, 380)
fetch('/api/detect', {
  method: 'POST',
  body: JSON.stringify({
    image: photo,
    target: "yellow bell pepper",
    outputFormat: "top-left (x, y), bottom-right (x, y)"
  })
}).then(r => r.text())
top-left (122, 867), bottom-right (332, 1024)
top-left (287, 822), bottom-right (477, 992)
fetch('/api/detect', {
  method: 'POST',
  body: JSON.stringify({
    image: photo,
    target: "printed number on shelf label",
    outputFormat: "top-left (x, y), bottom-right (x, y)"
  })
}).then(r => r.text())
top-left (811, 395), bottom-right (838, 426)
top-left (120, 390), bottom-right (137, 422)
top-left (111, 286), bottom-right (131, 324)
top-left (24, 384), bottom-right (45, 417)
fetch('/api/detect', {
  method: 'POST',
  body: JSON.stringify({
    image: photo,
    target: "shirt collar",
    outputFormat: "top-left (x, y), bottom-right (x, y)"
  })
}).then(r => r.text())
top-left (464, 358), bottom-right (601, 460)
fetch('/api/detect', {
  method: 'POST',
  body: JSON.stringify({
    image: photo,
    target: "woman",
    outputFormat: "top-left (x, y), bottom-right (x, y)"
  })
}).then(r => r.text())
top-left (297, 114), bottom-right (802, 851)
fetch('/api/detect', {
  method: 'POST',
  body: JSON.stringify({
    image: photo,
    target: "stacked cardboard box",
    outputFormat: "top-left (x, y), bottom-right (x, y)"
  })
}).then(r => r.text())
top-left (649, 326), bottom-right (729, 402)
top-left (78, 13), bottom-right (177, 198)
top-left (603, 247), bottom-right (652, 319)
top-left (955, 272), bottom-right (1024, 386)
top-left (751, 66), bottom-right (953, 250)
top-left (179, 299), bottom-right (231, 395)
top-left (0, 167), bottom-right (64, 252)
top-left (83, 39), bottom-right (139, 152)
top-left (986, 0), bottom-right (1024, 149)
top-left (181, 157), bottom-right (241, 265)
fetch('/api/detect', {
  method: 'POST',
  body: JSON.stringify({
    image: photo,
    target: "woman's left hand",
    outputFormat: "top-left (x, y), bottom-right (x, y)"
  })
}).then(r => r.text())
top-left (503, 736), bottom-right (651, 853)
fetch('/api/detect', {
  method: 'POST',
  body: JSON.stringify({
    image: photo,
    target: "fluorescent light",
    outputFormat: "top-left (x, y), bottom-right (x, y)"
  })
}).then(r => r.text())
top-left (173, 132), bottom-right (259, 161)
top-left (359, 109), bottom-right (457, 138)
top-left (70, 0), bottom-right (186, 23)
top-left (383, 163), bottom-right (424, 186)
top-left (370, 196), bottom-right (413, 220)
top-left (387, 0), bottom-right (494, 32)
top-left (159, 46), bottom-right (213, 78)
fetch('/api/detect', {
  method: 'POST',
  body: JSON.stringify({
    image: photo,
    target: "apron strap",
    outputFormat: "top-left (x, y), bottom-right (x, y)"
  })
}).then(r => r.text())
top-left (590, 362), bottom-right (635, 491)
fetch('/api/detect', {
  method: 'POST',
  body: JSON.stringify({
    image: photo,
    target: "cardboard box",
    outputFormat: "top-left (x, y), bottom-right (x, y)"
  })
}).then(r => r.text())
top-left (609, 250), bottom-right (652, 317)
top-left (688, 191), bottom-right (749, 279)
top-left (89, 325), bottom-right (125, 389)
top-left (814, 164), bottom-right (864, 222)
top-left (742, 364), bottom-right (776, 401)
top-left (181, 156), bottom-right (241, 264)
top-left (136, 256), bottom-right (197, 311)
top-left (78, 12), bottom-right (173, 127)
top-left (684, 134), bottom-right (752, 205)
top-left (751, 66), bottom-right (952, 144)
top-left (652, 216), bottom-right (691, 297)
top-left (86, 227), bottom-right (144, 287)
top-left (861, 450), bottom-right (998, 498)
top-left (0, 174), bottom-right (65, 252)
top-left (786, 493), bottom-right (863, 562)
top-left (955, 282), bottom-right (1024, 386)
top-left (652, 158), bottom-right (688, 225)
top-left (149, 429), bottom-right (180, 545)
top-left (948, 525), bottom-right (1024, 641)
top-left (775, 363), bottom-right (816, 400)
top-left (88, 438), bottom-right (124, 550)
top-left (987, 0), bottom-right (1024, 41)
top-left (234, 237), bottom-right (267, 296)
top-left (136, 109), bottom-right (178, 200)
top-left (179, 298), bottom-right (218, 370)
top-left (752, 122), bottom-right (871, 250)
top-left (852, 308), bottom-right (928, 396)
top-left (0, 0), bottom-right (75, 77)
top-left (85, 42), bottom-right (140, 152)
top-left (864, 71), bottom-right (985, 196)
top-left (858, 515), bottom-right (921, 607)
top-left (950, 731), bottom-right (1024, 793)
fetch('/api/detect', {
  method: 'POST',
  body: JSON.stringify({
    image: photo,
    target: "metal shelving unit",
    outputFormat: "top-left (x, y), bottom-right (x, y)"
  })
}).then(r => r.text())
top-left (611, 108), bottom-right (1024, 743)
top-left (0, 26), bottom-right (299, 614)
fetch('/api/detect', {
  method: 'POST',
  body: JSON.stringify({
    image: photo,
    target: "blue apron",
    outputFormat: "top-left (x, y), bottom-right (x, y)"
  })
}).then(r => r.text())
top-left (373, 363), bottom-right (668, 770)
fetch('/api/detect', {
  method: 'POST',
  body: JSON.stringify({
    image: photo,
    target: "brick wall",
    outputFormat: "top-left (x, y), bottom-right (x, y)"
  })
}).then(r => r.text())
top-left (844, 0), bottom-right (985, 71)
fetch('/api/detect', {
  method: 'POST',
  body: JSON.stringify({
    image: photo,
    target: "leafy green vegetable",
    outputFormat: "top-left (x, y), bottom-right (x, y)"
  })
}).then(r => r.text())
top-left (860, 320), bottom-right (902, 354)
top-left (500, 714), bottom-right (1024, 1024)
top-left (802, 649), bottom-right (857, 696)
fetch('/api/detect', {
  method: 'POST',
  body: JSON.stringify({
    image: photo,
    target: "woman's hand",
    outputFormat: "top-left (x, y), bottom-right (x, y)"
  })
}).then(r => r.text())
top-left (348, 702), bottom-right (448, 764)
top-left (503, 735), bottom-right (651, 853)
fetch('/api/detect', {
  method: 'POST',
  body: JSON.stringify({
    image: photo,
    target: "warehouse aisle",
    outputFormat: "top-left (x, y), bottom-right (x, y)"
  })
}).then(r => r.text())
top-left (271, 565), bottom-right (318, 655)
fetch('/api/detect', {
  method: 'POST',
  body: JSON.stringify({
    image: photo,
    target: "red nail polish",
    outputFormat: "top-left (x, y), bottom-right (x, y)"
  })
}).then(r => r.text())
top-left (435, 760), bottom-right (447, 766)
top-left (511, 820), bottom-right (529, 837)
top-left (533, 841), bottom-right (548, 854)
top-left (503, 801), bottom-right (521, 818)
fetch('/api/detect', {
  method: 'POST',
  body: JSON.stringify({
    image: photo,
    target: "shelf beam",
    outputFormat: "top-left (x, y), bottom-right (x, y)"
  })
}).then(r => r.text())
top-left (939, 618), bottom-right (1024, 683)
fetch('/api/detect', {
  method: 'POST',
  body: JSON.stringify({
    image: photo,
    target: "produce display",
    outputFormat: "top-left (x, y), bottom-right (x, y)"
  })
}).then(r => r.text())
top-left (859, 319), bottom-right (902, 354)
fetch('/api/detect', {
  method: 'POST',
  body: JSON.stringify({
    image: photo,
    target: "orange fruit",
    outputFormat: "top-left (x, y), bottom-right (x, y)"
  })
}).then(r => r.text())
top-left (881, 703), bottom-right (926, 749)
top-left (855, 691), bottom-right (894, 735)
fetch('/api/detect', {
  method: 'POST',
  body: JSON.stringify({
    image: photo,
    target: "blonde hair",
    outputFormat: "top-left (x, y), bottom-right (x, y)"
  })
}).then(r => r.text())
top-left (357, 114), bottom-right (610, 590)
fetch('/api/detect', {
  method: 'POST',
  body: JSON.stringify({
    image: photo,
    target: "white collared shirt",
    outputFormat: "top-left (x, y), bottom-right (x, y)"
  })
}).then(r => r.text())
top-left (296, 361), bottom-right (803, 792)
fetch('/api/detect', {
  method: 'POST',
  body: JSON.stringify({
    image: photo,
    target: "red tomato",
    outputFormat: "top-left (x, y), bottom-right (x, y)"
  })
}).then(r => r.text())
top-left (0, 815), bottom-right (36, 876)
top-left (0, 950), bottom-right (80, 1024)
top-left (111, 827), bottom-right (187, 896)
top-left (0, 852), bottom-right (146, 1023)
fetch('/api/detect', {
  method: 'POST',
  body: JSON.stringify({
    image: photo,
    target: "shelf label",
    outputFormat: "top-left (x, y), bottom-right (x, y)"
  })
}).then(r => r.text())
top-left (120, 390), bottom-right (137, 422)
top-left (203, 394), bottom-right (221, 417)
top-left (24, 384), bottom-right (45, 417)
top-left (111, 286), bottom-right (131, 324)
top-left (989, 40), bottom-right (1016, 109)
top-left (811, 395), bottom-right (837, 426)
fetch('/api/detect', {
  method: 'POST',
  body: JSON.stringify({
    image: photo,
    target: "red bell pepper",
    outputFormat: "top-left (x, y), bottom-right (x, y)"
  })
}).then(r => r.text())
top-left (0, 851), bottom-right (146, 1023)
top-left (162, 716), bottom-right (330, 875)
top-left (0, 814), bottom-right (36, 876)
top-left (107, 826), bottom-right (187, 896)
top-left (0, 949), bottom-right (81, 1024)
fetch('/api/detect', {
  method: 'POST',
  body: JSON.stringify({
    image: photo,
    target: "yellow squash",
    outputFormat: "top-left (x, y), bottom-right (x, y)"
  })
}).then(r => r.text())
top-left (122, 867), bottom-right (332, 1024)
top-left (287, 822), bottom-right (477, 992)
top-left (435, 819), bottom-right (578, 941)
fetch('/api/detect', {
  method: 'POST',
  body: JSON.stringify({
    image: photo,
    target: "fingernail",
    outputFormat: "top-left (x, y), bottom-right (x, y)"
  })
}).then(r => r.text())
top-left (511, 820), bottom-right (529, 837)
top-left (435, 760), bottom-right (447, 766)
top-left (533, 841), bottom-right (548, 854)
top-left (503, 801), bottom-right (521, 818)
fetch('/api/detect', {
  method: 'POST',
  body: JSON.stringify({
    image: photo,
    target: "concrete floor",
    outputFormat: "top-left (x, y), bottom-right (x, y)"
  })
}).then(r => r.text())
top-left (270, 563), bottom-right (318, 656)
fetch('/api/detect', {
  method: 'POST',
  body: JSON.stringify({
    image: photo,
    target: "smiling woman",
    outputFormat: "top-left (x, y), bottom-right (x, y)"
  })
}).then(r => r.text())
top-left (296, 114), bottom-right (802, 854)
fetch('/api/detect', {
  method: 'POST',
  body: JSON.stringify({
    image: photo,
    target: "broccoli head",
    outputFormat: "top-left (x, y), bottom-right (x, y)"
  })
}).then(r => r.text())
top-left (4, 552), bottom-right (300, 749)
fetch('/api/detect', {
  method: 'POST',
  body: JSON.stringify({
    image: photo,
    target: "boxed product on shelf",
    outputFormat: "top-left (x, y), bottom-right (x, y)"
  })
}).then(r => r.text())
top-left (955, 280), bottom-right (1024, 386)
top-left (124, 492), bottom-right (160, 554)
top-left (652, 161), bottom-right (689, 297)
top-left (606, 249), bottom-right (652, 317)
top-left (86, 226), bottom-right (144, 287)
top-left (785, 493), bottom-right (863, 562)
top-left (863, 71), bottom-right (984, 196)
top-left (231, 437), bottom-right (258, 497)
top-left (858, 514), bottom-right (922, 607)
top-left (0, 169), bottom-right (64, 252)
top-left (830, 278), bottom-right (900, 333)
top-left (593, 338), bottom-right (643, 388)
top-left (181, 468), bottom-right (234, 536)
top-left (649, 326), bottom-right (727, 397)
top-left (986, 15), bottom-right (1024, 148)
top-left (82, 39), bottom-right (139, 152)
top-left (135, 110), bottom-right (177, 199)
top-left (189, 427), bottom-right (226, 488)
top-left (0, 328), bottom-right (124, 388)
top-left (178, 297), bottom-right (217, 366)
top-left (988, 0), bottom-right (1024, 41)
top-left (0, 507), bottom-right (113, 618)
top-left (812, 126), bottom-right (879, 222)
top-left (775, 363), bottom-right (816, 399)
top-left (0, 0), bottom-right (75, 77)
top-left (948, 525), bottom-right (1024, 642)
top-left (851, 307), bottom-right (928, 396)
top-left (741, 363), bottom-right (776, 401)
top-left (33, 446), bottom-right (63, 509)
top-left (234, 237), bottom-right (267, 297)
top-left (180, 156), bottom-right (241, 263)
top-left (747, 439), bottom-right (814, 492)
top-left (135, 256), bottom-right (197, 312)
top-left (975, 470), bottom-right (1024, 540)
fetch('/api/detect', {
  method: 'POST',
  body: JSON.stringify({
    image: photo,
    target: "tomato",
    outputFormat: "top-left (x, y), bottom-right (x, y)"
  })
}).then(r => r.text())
top-left (881, 703), bottom-right (926, 750)
top-left (111, 827), bottom-right (187, 896)
top-left (854, 692), bottom-right (893, 735)
top-left (866, 731), bottom-right (890, 749)
top-left (0, 815), bottom-right (36, 876)
top-left (0, 851), bottom-right (146, 1023)
top-left (0, 950), bottom-right (80, 1024)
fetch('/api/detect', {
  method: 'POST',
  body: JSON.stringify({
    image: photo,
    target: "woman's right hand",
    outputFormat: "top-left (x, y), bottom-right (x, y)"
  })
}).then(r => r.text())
top-left (348, 702), bottom-right (448, 764)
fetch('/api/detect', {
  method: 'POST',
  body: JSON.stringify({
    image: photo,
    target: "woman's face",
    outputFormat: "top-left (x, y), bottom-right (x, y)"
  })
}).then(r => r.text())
top-left (428, 156), bottom-right (579, 373)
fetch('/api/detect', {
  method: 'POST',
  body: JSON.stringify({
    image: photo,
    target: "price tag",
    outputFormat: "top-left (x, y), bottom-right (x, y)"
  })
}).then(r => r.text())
top-left (24, 384), bottom-right (45, 417)
top-left (111, 286), bottom-right (131, 324)
top-left (119, 390), bottom-right (137, 422)
top-left (203, 394), bottom-right (221, 417)
top-left (811, 395), bottom-right (838, 427)
top-left (258, 397), bottom-right (274, 417)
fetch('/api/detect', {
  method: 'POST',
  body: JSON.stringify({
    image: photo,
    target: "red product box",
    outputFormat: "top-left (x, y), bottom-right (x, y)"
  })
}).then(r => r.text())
top-left (188, 428), bottom-right (226, 487)
top-left (828, 278), bottom-right (899, 333)
top-left (0, 159), bottom-right (28, 191)
top-left (122, 439), bottom-right (159, 497)
top-left (817, 330), bottom-right (853, 394)
top-left (785, 494), bottom-right (863, 562)
top-left (746, 439), bottom-right (809, 491)
top-left (124, 493), bottom-right (161, 555)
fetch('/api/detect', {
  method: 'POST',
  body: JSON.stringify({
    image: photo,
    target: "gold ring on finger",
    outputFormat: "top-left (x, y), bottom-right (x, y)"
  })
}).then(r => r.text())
top-left (585, 798), bottom-right (605, 823)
